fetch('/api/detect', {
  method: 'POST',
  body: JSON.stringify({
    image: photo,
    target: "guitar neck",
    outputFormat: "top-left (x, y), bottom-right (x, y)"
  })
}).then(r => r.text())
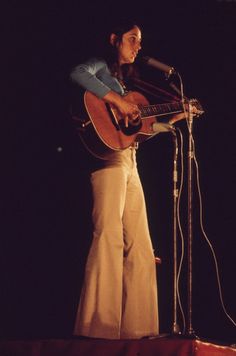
top-left (140, 101), bottom-right (183, 118)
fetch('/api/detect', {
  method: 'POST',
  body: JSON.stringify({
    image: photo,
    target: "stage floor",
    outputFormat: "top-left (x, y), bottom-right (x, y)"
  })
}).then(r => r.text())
top-left (0, 336), bottom-right (236, 355)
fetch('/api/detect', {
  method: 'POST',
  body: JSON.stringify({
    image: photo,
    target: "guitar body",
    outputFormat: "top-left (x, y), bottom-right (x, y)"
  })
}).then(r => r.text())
top-left (71, 90), bottom-right (203, 159)
top-left (72, 91), bottom-right (157, 159)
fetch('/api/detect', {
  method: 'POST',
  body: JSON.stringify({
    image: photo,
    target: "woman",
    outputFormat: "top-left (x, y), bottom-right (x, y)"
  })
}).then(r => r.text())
top-left (70, 19), bottom-right (159, 339)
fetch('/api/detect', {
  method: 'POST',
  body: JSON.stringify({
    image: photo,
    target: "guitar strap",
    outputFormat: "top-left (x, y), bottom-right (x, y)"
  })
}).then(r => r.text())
top-left (116, 75), bottom-right (129, 96)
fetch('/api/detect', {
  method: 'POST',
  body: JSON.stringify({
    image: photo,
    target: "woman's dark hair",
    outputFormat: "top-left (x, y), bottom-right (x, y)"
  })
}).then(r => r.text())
top-left (101, 18), bottom-right (142, 83)
top-left (107, 18), bottom-right (141, 42)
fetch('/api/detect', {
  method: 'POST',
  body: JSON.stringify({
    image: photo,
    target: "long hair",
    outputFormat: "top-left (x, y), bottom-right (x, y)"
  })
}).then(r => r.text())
top-left (101, 18), bottom-right (142, 84)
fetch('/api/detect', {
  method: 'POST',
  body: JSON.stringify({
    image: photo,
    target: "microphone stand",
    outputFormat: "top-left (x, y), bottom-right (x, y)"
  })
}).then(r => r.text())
top-left (151, 123), bottom-right (182, 339)
top-left (186, 104), bottom-right (196, 337)
top-left (169, 78), bottom-right (197, 338)
top-left (136, 68), bottom-right (199, 338)
top-left (171, 129), bottom-right (181, 335)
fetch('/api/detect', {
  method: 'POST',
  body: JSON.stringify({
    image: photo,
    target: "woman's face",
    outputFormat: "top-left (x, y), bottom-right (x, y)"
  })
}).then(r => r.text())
top-left (116, 26), bottom-right (142, 65)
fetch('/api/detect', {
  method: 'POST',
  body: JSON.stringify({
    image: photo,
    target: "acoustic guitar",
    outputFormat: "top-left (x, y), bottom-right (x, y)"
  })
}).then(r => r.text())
top-left (71, 90), bottom-right (204, 159)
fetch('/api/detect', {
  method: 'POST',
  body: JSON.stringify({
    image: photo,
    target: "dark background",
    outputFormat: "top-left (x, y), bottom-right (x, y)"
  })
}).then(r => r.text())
top-left (1, 0), bottom-right (236, 345)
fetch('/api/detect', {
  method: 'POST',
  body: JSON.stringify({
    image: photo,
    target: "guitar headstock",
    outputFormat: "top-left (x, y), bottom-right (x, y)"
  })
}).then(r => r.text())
top-left (189, 98), bottom-right (204, 117)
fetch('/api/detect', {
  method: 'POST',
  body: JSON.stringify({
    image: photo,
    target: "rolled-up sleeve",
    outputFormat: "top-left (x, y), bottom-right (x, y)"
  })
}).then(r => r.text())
top-left (70, 58), bottom-right (112, 99)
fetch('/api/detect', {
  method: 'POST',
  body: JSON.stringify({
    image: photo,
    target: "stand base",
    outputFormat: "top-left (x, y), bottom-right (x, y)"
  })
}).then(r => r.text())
top-left (146, 332), bottom-right (199, 341)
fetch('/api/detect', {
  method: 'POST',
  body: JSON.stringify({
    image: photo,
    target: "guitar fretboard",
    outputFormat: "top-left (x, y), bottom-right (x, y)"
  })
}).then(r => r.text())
top-left (140, 102), bottom-right (183, 118)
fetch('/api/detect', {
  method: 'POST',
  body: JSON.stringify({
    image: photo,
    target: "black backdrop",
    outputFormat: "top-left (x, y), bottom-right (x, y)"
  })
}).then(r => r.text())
top-left (1, 0), bottom-right (236, 344)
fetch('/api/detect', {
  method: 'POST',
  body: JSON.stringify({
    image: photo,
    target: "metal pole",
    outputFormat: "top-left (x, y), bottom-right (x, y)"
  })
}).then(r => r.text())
top-left (172, 131), bottom-right (181, 335)
top-left (186, 104), bottom-right (195, 336)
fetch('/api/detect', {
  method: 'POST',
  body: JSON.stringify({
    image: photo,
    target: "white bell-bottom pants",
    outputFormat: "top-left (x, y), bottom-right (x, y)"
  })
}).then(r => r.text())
top-left (74, 148), bottom-right (159, 339)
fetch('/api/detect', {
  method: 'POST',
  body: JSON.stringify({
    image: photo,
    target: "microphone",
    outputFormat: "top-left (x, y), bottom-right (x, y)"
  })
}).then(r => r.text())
top-left (152, 122), bottom-right (176, 135)
top-left (142, 56), bottom-right (176, 78)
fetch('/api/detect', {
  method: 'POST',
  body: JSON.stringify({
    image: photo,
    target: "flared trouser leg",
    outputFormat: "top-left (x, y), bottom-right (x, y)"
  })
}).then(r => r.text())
top-left (74, 151), bottom-right (158, 339)
top-left (121, 168), bottom-right (158, 338)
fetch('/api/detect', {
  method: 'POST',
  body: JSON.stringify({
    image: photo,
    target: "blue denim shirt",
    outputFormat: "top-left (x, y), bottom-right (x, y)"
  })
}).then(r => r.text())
top-left (70, 57), bottom-right (124, 98)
